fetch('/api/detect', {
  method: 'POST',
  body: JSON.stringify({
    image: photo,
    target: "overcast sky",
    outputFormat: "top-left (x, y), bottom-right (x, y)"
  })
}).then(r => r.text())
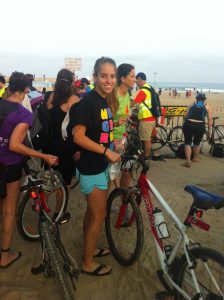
top-left (1, 0), bottom-right (224, 83)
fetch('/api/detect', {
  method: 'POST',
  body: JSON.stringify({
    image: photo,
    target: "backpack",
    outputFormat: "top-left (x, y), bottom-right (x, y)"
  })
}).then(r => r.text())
top-left (141, 86), bottom-right (161, 118)
top-left (176, 143), bottom-right (194, 159)
top-left (186, 101), bottom-right (207, 121)
top-left (27, 103), bottom-right (53, 151)
top-left (210, 143), bottom-right (224, 158)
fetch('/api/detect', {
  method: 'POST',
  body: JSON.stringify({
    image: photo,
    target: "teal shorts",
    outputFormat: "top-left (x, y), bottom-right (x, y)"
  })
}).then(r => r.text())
top-left (77, 167), bottom-right (110, 195)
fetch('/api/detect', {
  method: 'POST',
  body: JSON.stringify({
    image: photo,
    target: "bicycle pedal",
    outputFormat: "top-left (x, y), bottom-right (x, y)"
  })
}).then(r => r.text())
top-left (57, 212), bottom-right (71, 225)
top-left (31, 264), bottom-right (45, 275)
top-left (155, 291), bottom-right (174, 300)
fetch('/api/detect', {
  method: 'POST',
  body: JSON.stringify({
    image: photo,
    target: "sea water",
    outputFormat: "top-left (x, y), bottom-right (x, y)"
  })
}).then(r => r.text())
top-left (155, 82), bottom-right (224, 93)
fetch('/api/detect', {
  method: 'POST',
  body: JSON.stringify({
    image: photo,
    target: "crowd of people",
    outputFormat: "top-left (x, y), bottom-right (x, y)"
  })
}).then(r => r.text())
top-left (0, 57), bottom-right (211, 276)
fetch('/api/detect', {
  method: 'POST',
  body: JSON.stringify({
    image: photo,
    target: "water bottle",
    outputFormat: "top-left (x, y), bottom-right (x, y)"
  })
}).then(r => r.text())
top-left (153, 207), bottom-right (169, 239)
top-left (109, 134), bottom-right (127, 180)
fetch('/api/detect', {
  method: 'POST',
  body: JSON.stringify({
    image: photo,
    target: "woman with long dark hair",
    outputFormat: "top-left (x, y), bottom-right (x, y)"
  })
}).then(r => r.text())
top-left (113, 63), bottom-right (136, 187)
top-left (46, 69), bottom-right (80, 186)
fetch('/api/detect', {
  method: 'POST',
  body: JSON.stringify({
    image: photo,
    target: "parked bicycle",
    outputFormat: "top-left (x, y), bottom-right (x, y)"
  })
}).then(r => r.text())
top-left (151, 117), bottom-right (184, 153)
top-left (17, 159), bottom-right (69, 241)
top-left (18, 162), bottom-right (79, 300)
top-left (203, 116), bottom-right (224, 145)
top-left (127, 115), bottom-right (184, 153)
top-left (105, 140), bottom-right (224, 299)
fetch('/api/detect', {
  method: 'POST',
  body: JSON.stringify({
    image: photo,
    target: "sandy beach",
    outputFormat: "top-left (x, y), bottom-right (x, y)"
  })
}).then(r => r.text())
top-left (0, 92), bottom-right (224, 300)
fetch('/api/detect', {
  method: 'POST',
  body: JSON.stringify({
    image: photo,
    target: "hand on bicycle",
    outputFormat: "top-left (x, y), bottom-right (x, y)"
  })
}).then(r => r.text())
top-left (73, 151), bottom-right (81, 161)
top-left (105, 149), bottom-right (121, 163)
top-left (42, 154), bottom-right (58, 166)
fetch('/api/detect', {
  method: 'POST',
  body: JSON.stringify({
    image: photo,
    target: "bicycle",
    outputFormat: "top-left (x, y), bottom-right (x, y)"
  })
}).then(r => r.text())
top-left (203, 116), bottom-right (224, 145)
top-left (105, 147), bottom-right (224, 298)
top-left (17, 158), bottom-right (69, 241)
top-left (19, 162), bottom-right (79, 300)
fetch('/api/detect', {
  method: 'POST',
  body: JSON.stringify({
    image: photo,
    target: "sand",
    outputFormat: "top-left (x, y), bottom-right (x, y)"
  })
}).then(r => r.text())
top-left (0, 92), bottom-right (224, 300)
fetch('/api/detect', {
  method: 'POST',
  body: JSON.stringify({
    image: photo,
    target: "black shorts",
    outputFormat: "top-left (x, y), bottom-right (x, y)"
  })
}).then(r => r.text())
top-left (182, 121), bottom-right (205, 146)
top-left (0, 162), bottom-right (23, 198)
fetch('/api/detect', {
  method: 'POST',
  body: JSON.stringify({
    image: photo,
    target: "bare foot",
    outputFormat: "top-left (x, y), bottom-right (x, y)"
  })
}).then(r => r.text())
top-left (192, 158), bottom-right (200, 162)
top-left (0, 250), bottom-right (21, 268)
top-left (182, 162), bottom-right (191, 168)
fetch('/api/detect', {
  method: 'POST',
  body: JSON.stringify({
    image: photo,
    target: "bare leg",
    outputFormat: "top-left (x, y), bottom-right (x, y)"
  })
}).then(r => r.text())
top-left (184, 145), bottom-right (192, 166)
top-left (1, 180), bottom-right (20, 267)
top-left (82, 188), bottom-right (111, 274)
top-left (192, 146), bottom-right (200, 162)
top-left (143, 140), bottom-right (152, 157)
top-left (120, 171), bottom-right (132, 189)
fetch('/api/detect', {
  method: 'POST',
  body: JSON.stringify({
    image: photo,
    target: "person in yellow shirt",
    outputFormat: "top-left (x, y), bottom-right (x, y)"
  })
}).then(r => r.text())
top-left (134, 72), bottom-right (156, 156)
top-left (0, 76), bottom-right (7, 99)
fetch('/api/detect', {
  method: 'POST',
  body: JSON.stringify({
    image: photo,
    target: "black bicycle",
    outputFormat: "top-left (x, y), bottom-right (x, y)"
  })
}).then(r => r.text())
top-left (19, 162), bottom-right (79, 300)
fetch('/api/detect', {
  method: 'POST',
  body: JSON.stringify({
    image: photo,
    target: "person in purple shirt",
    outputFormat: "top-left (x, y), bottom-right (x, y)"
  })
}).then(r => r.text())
top-left (0, 72), bottom-right (58, 269)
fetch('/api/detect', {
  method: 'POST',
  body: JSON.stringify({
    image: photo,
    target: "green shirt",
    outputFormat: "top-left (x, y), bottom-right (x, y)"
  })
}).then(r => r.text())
top-left (113, 92), bottom-right (130, 140)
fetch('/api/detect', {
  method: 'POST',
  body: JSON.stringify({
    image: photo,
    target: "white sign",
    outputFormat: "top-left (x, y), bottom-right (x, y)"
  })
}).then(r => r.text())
top-left (65, 58), bottom-right (82, 72)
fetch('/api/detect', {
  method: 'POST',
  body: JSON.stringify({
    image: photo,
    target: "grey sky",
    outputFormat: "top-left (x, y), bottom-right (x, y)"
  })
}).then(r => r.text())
top-left (1, 0), bottom-right (224, 82)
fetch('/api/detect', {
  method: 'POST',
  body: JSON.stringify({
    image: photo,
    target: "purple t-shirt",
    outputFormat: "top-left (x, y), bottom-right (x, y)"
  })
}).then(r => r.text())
top-left (0, 102), bottom-right (33, 165)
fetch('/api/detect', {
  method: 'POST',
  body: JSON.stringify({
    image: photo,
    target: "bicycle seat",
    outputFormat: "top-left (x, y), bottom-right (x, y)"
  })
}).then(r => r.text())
top-left (184, 185), bottom-right (224, 210)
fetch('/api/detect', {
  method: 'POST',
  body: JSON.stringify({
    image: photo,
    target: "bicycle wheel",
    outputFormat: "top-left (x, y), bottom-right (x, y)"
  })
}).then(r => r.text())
top-left (151, 126), bottom-right (167, 151)
top-left (40, 220), bottom-right (75, 300)
top-left (168, 126), bottom-right (184, 153)
top-left (174, 247), bottom-right (224, 300)
top-left (105, 188), bottom-right (144, 266)
top-left (17, 181), bottom-right (68, 241)
top-left (214, 125), bottom-right (224, 144)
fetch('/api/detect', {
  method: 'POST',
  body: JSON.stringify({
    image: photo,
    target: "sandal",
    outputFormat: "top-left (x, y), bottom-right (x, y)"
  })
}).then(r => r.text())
top-left (0, 248), bottom-right (22, 269)
top-left (93, 248), bottom-right (111, 258)
top-left (81, 264), bottom-right (112, 276)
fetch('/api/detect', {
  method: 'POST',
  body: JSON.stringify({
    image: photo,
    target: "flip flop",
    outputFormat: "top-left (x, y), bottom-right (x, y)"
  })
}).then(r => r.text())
top-left (93, 248), bottom-right (111, 258)
top-left (0, 251), bottom-right (22, 269)
top-left (81, 264), bottom-right (112, 276)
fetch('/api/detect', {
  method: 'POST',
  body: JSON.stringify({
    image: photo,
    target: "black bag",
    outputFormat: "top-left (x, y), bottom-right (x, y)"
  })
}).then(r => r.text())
top-left (141, 86), bottom-right (161, 118)
top-left (176, 143), bottom-right (194, 159)
top-left (27, 103), bottom-right (53, 150)
top-left (211, 143), bottom-right (224, 158)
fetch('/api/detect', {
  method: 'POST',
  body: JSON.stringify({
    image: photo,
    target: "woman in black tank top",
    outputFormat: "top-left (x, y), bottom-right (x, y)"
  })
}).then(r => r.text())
top-left (46, 69), bottom-right (80, 185)
top-left (182, 93), bottom-right (212, 168)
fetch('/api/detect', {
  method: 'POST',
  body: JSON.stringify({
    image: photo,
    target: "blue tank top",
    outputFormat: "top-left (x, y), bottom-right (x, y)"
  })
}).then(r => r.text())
top-left (186, 101), bottom-right (207, 122)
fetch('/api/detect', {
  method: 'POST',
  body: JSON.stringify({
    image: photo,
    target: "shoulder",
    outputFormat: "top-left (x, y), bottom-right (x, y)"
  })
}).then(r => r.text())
top-left (68, 94), bottom-right (80, 106)
top-left (18, 104), bottom-right (33, 118)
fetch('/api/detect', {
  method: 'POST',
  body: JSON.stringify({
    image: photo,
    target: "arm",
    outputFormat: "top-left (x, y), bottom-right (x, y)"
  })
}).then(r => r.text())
top-left (206, 104), bottom-right (212, 137)
top-left (9, 123), bottom-right (58, 166)
top-left (73, 125), bottom-right (120, 163)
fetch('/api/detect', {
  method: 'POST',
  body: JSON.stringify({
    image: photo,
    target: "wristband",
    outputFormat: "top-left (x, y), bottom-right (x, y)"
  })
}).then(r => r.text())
top-left (103, 147), bottom-right (108, 155)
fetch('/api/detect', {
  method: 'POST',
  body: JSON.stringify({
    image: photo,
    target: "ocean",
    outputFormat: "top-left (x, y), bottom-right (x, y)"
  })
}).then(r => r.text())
top-left (33, 80), bottom-right (224, 93)
top-left (155, 82), bottom-right (224, 93)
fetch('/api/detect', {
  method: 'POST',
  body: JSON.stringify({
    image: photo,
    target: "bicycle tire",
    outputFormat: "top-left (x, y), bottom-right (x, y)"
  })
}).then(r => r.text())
top-left (168, 126), bottom-right (184, 153)
top-left (105, 188), bottom-right (144, 266)
top-left (17, 180), bottom-right (68, 241)
top-left (40, 220), bottom-right (75, 300)
top-left (174, 247), bottom-right (224, 300)
top-left (151, 126), bottom-right (168, 151)
top-left (214, 125), bottom-right (224, 144)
